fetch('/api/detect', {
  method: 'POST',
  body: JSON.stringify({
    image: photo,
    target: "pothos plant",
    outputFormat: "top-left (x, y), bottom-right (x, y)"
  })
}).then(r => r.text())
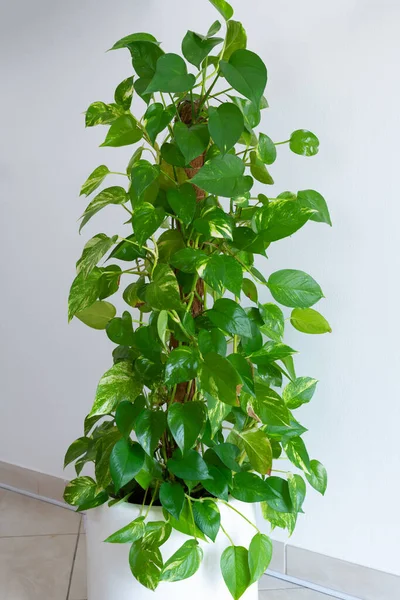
top-left (63, 0), bottom-right (331, 597)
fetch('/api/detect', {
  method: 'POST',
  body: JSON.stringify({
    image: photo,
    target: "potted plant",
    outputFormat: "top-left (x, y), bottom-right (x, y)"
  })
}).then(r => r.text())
top-left (63, 1), bottom-right (331, 598)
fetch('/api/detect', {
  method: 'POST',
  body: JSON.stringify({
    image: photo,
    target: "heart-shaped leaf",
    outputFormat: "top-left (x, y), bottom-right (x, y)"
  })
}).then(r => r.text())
top-left (146, 54), bottom-right (196, 93)
top-left (220, 49), bottom-right (267, 108)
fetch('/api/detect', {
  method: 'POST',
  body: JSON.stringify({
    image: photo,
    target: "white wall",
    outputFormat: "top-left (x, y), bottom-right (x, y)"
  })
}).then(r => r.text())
top-left (1, 0), bottom-right (399, 576)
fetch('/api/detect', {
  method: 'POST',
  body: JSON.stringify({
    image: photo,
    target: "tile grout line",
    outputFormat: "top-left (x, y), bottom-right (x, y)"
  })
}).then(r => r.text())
top-left (65, 517), bottom-right (82, 600)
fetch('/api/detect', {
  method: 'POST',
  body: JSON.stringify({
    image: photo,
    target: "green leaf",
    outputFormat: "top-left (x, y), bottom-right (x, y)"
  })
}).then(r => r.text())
top-left (193, 207), bottom-right (234, 240)
top-left (208, 103), bottom-right (244, 154)
top-left (161, 539), bottom-right (203, 582)
top-left (144, 520), bottom-right (172, 546)
top-left (200, 352), bottom-right (241, 406)
top-left (259, 303), bottom-right (284, 342)
top-left (283, 377), bottom-right (318, 410)
top-left (159, 481), bottom-right (185, 520)
top-left (161, 142), bottom-right (186, 167)
top-left (80, 165), bottom-right (110, 196)
top-left (250, 151), bottom-right (274, 184)
top-left (114, 77), bottom-right (134, 109)
top-left (240, 429), bottom-right (272, 475)
top-left (264, 476), bottom-right (293, 513)
top-left (250, 341), bottom-right (296, 366)
top-left (106, 311), bottom-right (135, 346)
top-left (79, 186), bottom-right (128, 231)
top-left (198, 329), bottom-right (227, 356)
top-left (174, 122), bottom-right (210, 165)
top-left (288, 473), bottom-right (306, 513)
top-left (158, 230), bottom-right (185, 263)
top-left (305, 460), bottom-right (328, 495)
top-left (220, 49), bottom-right (267, 108)
top-left (145, 264), bottom-right (182, 311)
top-left (231, 472), bottom-right (269, 502)
top-left (297, 189), bottom-right (331, 226)
top-left (63, 476), bottom-right (107, 510)
top-left (206, 394), bottom-right (231, 436)
top-left (248, 533), bottom-right (273, 584)
top-left (193, 499), bottom-right (220, 541)
top-left (167, 449), bottom-right (210, 480)
top-left (166, 498), bottom-right (207, 540)
top-left (123, 277), bottom-right (146, 307)
top-left (208, 298), bottom-right (253, 337)
top-left (191, 155), bottom-right (252, 198)
top-left (212, 443), bottom-right (241, 471)
top-left (258, 133), bottom-right (276, 165)
top-left (129, 539), bottom-right (163, 591)
top-left (221, 546), bottom-right (251, 600)
top-left (68, 268), bottom-right (102, 321)
top-left (110, 32), bottom-right (161, 51)
top-left (168, 401), bottom-right (205, 454)
top-left (109, 234), bottom-right (145, 261)
top-left (110, 439), bottom-right (145, 491)
top-left (290, 129), bottom-right (319, 156)
top-left (101, 115), bottom-right (143, 147)
top-left (144, 103), bottom-right (175, 145)
top-left (291, 308), bottom-right (332, 334)
top-left (146, 54), bottom-right (196, 93)
top-left (267, 269), bottom-right (324, 308)
top-left (132, 202), bottom-right (165, 246)
top-left (253, 200), bottom-right (313, 242)
top-left (284, 437), bottom-right (311, 474)
top-left (89, 360), bottom-right (142, 417)
top-left (182, 31), bottom-right (223, 68)
top-left (156, 310), bottom-right (169, 347)
top-left (76, 300), bottom-right (116, 330)
top-left (76, 234), bottom-right (118, 278)
top-left (208, 0), bottom-right (234, 20)
top-left (171, 248), bottom-right (208, 273)
top-left (227, 354), bottom-right (255, 396)
top-left (135, 409), bottom-right (167, 456)
top-left (105, 516), bottom-right (145, 543)
top-left (130, 160), bottom-right (159, 199)
top-left (242, 278), bottom-right (258, 303)
top-left (85, 102), bottom-right (124, 127)
top-left (197, 254), bottom-right (243, 297)
top-left (167, 183), bottom-right (197, 226)
top-left (223, 20), bottom-right (247, 60)
top-left (248, 383), bottom-right (291, 427)
top-left (115, 397), bottom-right (146, 438)
top-left (64, 437), bottom-right (90, 469)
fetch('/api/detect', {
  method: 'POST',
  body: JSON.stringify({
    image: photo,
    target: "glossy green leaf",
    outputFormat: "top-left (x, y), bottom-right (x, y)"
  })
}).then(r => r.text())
top-left (80, 165), bottom-right (110, 196)
top-left (284, 437), bottom-right (311, 474)
top-left (168, 401), bottom-right (205, 454)
top-left (248, 533), bottom-right (273, 584)
top-left (208, 0), bottom-right (234, 20)
top-left (200, 352), bottom-right (241, 406)
top-left (250, 341), bottom-right (296, 365)
top-left (68, 268), bottom-right (102, 321)
top-left (106, 311), bottom-right (135, 346)
top-left (198, 329), bottom-right (227, 357)
top-left (165, 347), bottom-right (200, 386)
top-left (135, 409), bottom-right (167, 456)
top-left (130, 160), bottom-right (159, 199)
top-left (171, 248), bottom-right (208, 273)
top-left (132, 203), bottom-right (165, 246)
top-left (89, 360), bottom-right (142, 417)
top-left (288, 473), bottom-right (306, 513)
top-left (166, 498), bottom-right (207, 540)
top-left (161, 539), bottom-right (203, 582)
top-left (259, 303), bottom-right (284, 342)
top-left (110, 439), bottom-right (145, 491)
top-left (212, 443), bottom-right (241, 471)
top-left (79, 186), bottom-right (128, 231)
top-left (129, 539), bottom-right (163, 591)
top-left (193, 207), bottom-right (234, 239)
top-left (114, 76), bottom-right (134, 110)
top-left (220, 49), bottom-right (267, 108)
top-left (253, 200), bottom-right (313, 242)
top-left (305, 460), bottom-right (328, 495)
top-left (101, 115), bottom-right (143, 147)
top-left (247, 383), bottom-right (291, 427)
top-left (283, 377), bottom-right (318, 410)
top-left (63, 476), bottom-right (107, 510)
top-left (197, 254), bottom-right (243, 297)
top-left (146, 54), bottom-right (196, 93)
top-left (76, 234), bottom-right (118, 278)
top-left (207, 394), bottom-right (231, 436)
top-left (221, 546), bottom-right (251, 600)
top-left (76, 300), bottom-right (116, 330)
top-left (159, 481), bottom-right (185, 520)
top-left (109, 234), bottom-right (145, 261)
top-left (193, 499), bottom-right (220, 541)
top-left (85, 102), bottom-right (123, 127)
top-left (290, 129), bottom-right (319, 156)
top-left (144, 102), bottom-right (175, 145)
top-left (174, 122), bottom-right (210, 165)
top-left (208, 103), bottom-right (244, 154)
top-left (258, 133), bottom-right (276, 165)
top-left (208, 298), bottom-right (253, 337)
top-left (240, 429), bottom-right (272, 475)
top-left (115, 397), bottom-right (146, 438)
top-left (223, 20), bottom-right (247, 60)
top-left (191, 155), bottom-right (252, 198)
top-left (227, 354), bottom-right (255, 396)
top-left (167, 449), bottom-right (210, 480)
top-left (231, 472), bottom-right (269, 502)
top-left (297, 189), bottom-right (331, 225)
top-left (64, 437), bottom-right (90, 469)
top-left (161, 142), bottom-right (186, 167)
top-left (110, 32), bottom-right (161, 51)
top-left (105, 516), bottom-right (145, 543)
top-left (158, 230), bottom-right (186, 263)
top-left (182, 31), bottom-right (223, 68)
top-left (267, 269), bottom-right (324, 308)
top-left (98, 265), bottom-right (122, 300)
top-left (250, 151), bottom-right (274, 184)
top-left (145, 264), bottom-right (182, 311)
top-left (167, 183), bottom-right (197, 226)
top-left (263, 476), bottom-right (293, 513)
top-left (291, 308), bottom-right (332, 334)
top-left (143, 520), bottom-right (172, 546)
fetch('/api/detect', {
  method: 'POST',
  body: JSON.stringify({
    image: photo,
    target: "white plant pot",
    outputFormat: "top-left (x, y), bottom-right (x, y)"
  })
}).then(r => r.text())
top-left (86, 499), bottom-right (258, 600)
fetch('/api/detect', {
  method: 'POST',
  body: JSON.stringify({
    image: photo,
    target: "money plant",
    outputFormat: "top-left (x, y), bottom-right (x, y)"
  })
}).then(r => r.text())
top-left (63, 0), bottom-right (331, 597)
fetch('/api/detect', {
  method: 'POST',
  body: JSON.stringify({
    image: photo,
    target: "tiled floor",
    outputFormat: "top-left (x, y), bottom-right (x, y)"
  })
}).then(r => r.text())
top-left (0, 488), bottom-right (338, 600)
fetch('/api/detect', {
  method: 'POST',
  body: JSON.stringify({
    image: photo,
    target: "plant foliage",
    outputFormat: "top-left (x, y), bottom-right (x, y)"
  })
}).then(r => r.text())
top-left (64, 1), bottom-right (331, 596)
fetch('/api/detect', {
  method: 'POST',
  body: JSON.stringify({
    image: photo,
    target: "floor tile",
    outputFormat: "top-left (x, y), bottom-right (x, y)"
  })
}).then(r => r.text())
top-left (259, 575), bottom-right (300, 590)
top-left (69, 533), bottom-right (87, 600)
top-left (0, 488), bottom-right (80, 537)
top-left (0, 534), bottom-right (77, 600)
top-left (259, 589), bottom-right (336, 599)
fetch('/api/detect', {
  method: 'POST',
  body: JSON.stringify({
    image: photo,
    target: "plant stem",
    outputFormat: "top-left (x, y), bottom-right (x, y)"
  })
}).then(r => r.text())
top-left (187, 497), bottom-right (197, 540)
top-left (218, 499), bottom-right (260, 532)
top-left (274, 139), bottom-right (290, 145)
top-left (220, 523), bottom-right (234, 545)
top-left (144, 482), bottom-right (159, 518)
